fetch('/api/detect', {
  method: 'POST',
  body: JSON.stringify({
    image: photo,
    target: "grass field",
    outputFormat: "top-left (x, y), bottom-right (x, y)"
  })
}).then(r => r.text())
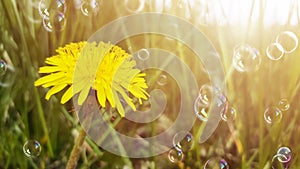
top-left (0, 0), bottom-right (300, 168)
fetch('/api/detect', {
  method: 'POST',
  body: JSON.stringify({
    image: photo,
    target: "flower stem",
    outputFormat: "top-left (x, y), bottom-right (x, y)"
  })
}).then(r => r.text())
top-left (66, 128), bottom-right (87, 169)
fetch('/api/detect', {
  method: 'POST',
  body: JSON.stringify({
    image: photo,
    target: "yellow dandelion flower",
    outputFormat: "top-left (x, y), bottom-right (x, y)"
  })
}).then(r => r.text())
top-left (35, 41), bottom-right (149, 117)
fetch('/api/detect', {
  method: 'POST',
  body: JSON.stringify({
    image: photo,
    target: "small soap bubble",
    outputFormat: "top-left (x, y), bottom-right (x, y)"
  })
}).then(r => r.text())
top-left (204, 157), bottom-right (229, 169)
top-left (233, 44), bottom-right (262, 72)
top-left (221, 106), bottom-right (236, 122)
top-left (276, 31), bottom-right (298, 54)
top-left (199, 84), bottom-right (215, 106)
top-left (277, 147), bottom-right (292, 163)
top-left (124, 0), bottom-right (145, 13)
top-left (137, 48), bottom-right (150, 60)
top-left (194, 96), bottom-right (210, 121)
top-left (157, 74), bottom-right (167, 86)
top-left (80, 0), bottom-right (101, 16)
top-left (0, 60), bottom-right (8, 76)
top-left (168, 148), bottom-right (184, 163)
top-left (38, 0), bottom-right (67, 19)
top-left (42, 11), bottom-right (66, 32)
top-left (266, 43), bottom-right (285, 60)
top-left (23, 140), bottom-right (42, 157)
top-left (277, 99), bottom-right (290, 111)
top-left (272, 154), bottom-right (290, 169)
top-left (264, 106), bottom-right (282, 124)
top-left (173, 130), bottom-right (194, 152)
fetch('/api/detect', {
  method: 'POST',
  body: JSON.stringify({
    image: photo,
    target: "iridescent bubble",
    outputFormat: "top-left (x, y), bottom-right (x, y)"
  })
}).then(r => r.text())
top-left (266, 43), bottom-right (285, 61)
top-left (276, 31), bottom-right (298, 54)
top-left (23, 140), bottom-right (42, 157)
top-left (172, 130), bottom-right (194, 152)
top-left (204, 157), bottom-right (229, 169)
top-left (194, 96), bottom-right (210, 121)
top-left (198, 84), bottom-right (216, 106)
top-left (277, 147), bottom-right (292, 163)
top-left (264, 106), bottom-right (282, 124)
top-left (168, 148), bottom-right (184, 163)
top-left (42, 11), bottom-right (66, 32)
top-left (0, 60), bottom-right (8, 76)
top-left (232, 44), bottom-right (262, 72)
top-left (221, 106), bottom-right (236, 122)
top-left (124, 0), bottom-right (145, 13)
top-left (38, 0), bottom-right (67, 19)
top-left (272, 154), bottom-right (289, 169)
top-left (137, 48), bottom-right (150, 60)
top-left (157, 74), bottom-right (167, 86)
top-left (80, 0), bottom-right (101, 16)
top-left (277, 99), bottom-right (290, 112)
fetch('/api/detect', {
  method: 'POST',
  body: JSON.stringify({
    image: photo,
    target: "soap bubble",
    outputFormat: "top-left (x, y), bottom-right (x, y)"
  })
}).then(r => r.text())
top-left (42, 11), bottom-right (66, 32)
top-left (23, 140), bottom-right (42, 157)
top-left (80, 0), bottom-right (101, 16)
top-left (221, 106), bottom-right (236, 122)
top-left (277, 147), bottom-right (292, 163)
top-left (272, 154), bottom-right (290, 169)
top-left (233, 44), bottom-right (261, 72)
top-left (266, 43), bottom-right (285, 60)
top-left (173, 130), bottom-right (194, 152)
top-left (204, 157), bottom-right (229, 169)
top-left (276, 31), bottom-right (298, 54)
top-left (38, 0), bottom-right (67, 19)
top-left (137, 48), bottom-right (150, 60)
top-left (168, 148), bottom-right (184, 163)
top-left (124, 0), bottom-right (145, 13)
top-left (198, 84), bottom-right (219, 106)
top-left (277, 99), bottom-right (290, 111)
top-left (0, 60), bottom-right (8, 76)
top-left (194, 95), bottom-right (210, 121)
top-left (264, 106), bottom-right (282, 124)
top-left (157, 74), bottom-right (167, 86)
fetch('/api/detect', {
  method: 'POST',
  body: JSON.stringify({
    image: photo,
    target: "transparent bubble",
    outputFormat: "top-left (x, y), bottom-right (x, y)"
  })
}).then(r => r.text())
top-left (157, 74), bottom-right (167, 86)
top-left (272, 154), bottom-right (289, 169)
top-left (42, 11), bottom-right (66, 32)
top-left (194, 96), bottom-right (210, 121)
top-left (278, 99), bottom-right (290, 112)
top-left (137, 48), bottom-right (150, 60)
top-left (277, 147), bottom-right (292, 163)
top-left (264, 106), bottom-right (282, 124)
top-left (80, 0), bottom-right (101, 16)
top-left (124, 0), bottom-right (145, 13)
top-left (204, 157), bottom-right (229, 169)
top-left (232, 44), bottom-right (262, 72)
top-left (266, 43), bottom-right (285, 61)
top-left (221, 106), bottom-right (236, 122)
top-left (276, 31), bottom-right (298, 54)
top-left (0, 60), bottom-right (8, 76)
top-left (168, 148), bottom-right (184, 163)
top-left (38, 0), bottom-right (67, 19)
top-left (198, 84), bottom-right (216, 106)
top-left (23, 140), bottom-right (42, 157)
top-left (173, 130), bottom-right (194, 152)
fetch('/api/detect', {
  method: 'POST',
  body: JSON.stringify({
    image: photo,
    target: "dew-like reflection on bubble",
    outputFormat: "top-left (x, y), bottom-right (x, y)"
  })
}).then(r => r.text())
top-left (278, 99), bottom-right (290, 112)
top-left (124, 0), bottom-right (145, 13)
top-left (264, 106), bottom-right (282, 124)
top-left (157, 74), bottom-right (167, 86)
top-left (194, 95), bottom-right (210, 121)
top-left (0, 60), bottom-right (8, 76)
top-left (168, 148), bottom-right (184, 163)
top-left (204, 157), bottom-right (229, 169)
top-left (137, 48), bottom-right (150, 60)
top-left (221, 106), bottom-right (236, 122)
top-left (38, 0), bottom-right (67, 19)
top-left (42, 11), bottom-right (66, 32)
top-left (276, 31), bottom-right (298, 54)
top-left (232, 44), bottom-right (262, 72)
top-left (80, 0), bottom-right (101, 16)
top-left (266, 43), bottom-right (285, 61)
top-left (23, 140), bottom-right (42, 157)
top-left (172, 130), bottom-right (194, 152)
top-left (277, 147), bottom-right (292, 163)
